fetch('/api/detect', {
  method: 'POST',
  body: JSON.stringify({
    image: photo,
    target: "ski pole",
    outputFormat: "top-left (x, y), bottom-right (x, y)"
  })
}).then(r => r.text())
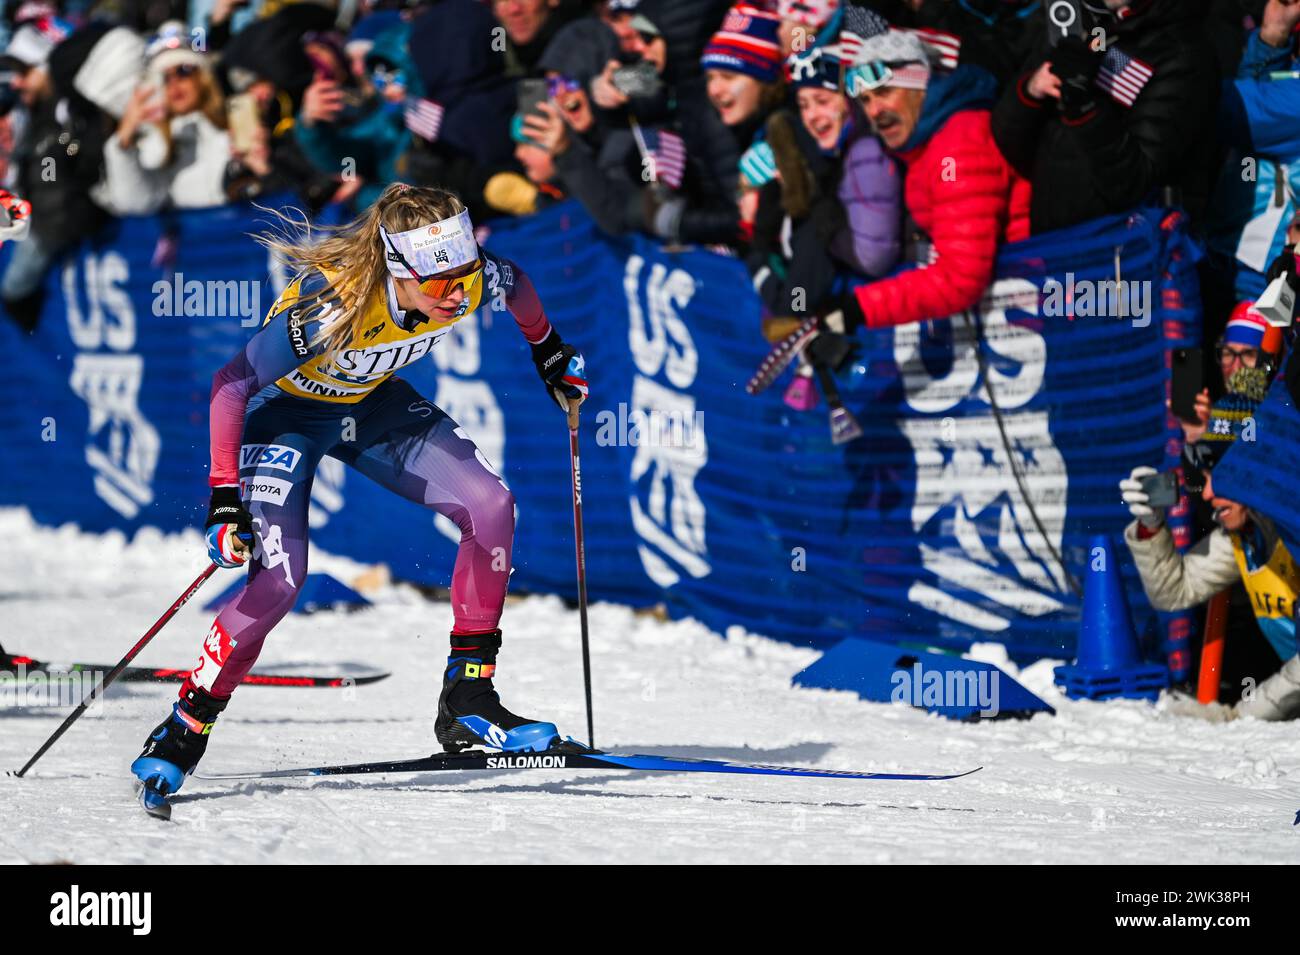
top-left (12, 562), bottom-right (219, 778)
top-left (567, 398), bottom-right (595, 749)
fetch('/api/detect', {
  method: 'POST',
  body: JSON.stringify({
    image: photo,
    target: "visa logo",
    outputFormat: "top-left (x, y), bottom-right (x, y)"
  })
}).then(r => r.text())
top-left (240, 444), bottom-right (302, 473)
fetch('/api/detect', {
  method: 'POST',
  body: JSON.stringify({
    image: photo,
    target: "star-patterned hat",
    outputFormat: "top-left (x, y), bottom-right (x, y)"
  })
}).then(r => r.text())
top-left (701, 4), bottom-right (784, 83)
top-left (1185, 366), bottom-right (1268, 479)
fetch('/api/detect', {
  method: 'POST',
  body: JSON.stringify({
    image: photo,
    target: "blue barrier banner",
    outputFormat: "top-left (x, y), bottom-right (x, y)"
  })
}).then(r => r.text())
top-left (0, 201), bottom-right (1200, 662)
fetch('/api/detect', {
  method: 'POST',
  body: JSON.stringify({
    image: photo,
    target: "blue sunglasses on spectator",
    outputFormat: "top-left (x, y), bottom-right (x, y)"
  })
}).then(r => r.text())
top-left (546, 75), bottom-right (582, 99)
top-left (844, 61), bottom-right (893, 96)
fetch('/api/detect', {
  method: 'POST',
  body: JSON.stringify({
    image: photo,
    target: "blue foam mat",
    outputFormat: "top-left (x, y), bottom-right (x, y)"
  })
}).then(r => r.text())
top-left (794, 636), bottom-right (1055, 720)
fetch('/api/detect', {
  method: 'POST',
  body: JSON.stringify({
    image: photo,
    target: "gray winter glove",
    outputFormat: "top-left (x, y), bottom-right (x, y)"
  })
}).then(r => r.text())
top-left (1119, 465), bottom-right (1164, 530)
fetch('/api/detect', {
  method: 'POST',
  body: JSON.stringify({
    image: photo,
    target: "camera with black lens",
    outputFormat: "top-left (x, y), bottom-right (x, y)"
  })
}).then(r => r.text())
top-left (1257, 245), bottom-right (1299, 329)
top-left (1045, 0), bottom-right (1091, 45)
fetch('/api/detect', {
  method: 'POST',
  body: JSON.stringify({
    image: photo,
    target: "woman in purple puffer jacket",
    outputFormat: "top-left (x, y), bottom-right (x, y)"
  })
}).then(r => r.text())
top-left (744, 44), bottom-right (901, 333)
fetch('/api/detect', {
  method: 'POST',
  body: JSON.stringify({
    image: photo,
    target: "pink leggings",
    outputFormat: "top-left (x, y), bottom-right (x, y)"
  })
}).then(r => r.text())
top-left (187, 378), bottom-right (514, 699)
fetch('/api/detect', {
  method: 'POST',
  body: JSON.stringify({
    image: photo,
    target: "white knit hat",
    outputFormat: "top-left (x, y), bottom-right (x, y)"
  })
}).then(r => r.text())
top-left (145, 20), bottom-right (207, 77)
top-left (74, 27), bottom-right (147, 119)
top-left (4, 18), bottom-right (68, 67)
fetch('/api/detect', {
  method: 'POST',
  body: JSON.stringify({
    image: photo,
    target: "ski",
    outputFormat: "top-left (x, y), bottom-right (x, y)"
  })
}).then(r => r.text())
top-left (0, 646), bottom-right (389, 688)
top-left (198, 747), bottom-right (981, 782)
top-left (136, 781), bottom-right (172, 821)
top-left (746, 317), bottom-right (820, 395)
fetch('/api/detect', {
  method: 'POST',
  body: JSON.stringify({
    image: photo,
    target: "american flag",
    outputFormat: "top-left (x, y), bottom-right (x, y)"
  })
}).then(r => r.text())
top-left (836, 3), bottom-right (890, 62)
top-left (651, 130), bottom-right (687, 190)
top-left (1095, 48), bottom-right (1153, 108)
top-left (909, 26), bottom-right (959, 70)
top-left (403, 98), bottom-right (445, 142)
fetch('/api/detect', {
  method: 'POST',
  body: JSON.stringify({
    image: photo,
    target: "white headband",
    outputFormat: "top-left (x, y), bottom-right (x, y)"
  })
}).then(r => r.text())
top-left (380, 209), bottom-right (479, 280)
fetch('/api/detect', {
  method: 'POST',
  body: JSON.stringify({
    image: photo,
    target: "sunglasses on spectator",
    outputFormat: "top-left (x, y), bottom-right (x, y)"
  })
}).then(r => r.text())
top-left (844, 61), bottom-right (893, 96)
top-left (1215, 344), bottom-right (1259, 366)
top-left (164, 63), bottom-right (201, 81)
top-left (546, 75), bottom-right (582, 99)
top-left (371, 66), bottom-right (405, 91)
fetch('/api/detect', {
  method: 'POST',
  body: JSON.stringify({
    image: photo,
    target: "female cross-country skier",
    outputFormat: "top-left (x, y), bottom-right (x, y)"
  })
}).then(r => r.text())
top-left (132, 183), bottom-right (588, 810)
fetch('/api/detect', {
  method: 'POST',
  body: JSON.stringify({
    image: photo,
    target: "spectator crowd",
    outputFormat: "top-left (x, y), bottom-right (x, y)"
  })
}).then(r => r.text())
top-left (2, 0), bottom-right (1300, 719)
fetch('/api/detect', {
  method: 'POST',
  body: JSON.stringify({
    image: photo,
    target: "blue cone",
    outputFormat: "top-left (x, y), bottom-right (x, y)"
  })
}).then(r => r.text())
top-left (1054, 534), bottom-right (1167, 701)
top-left (1075, 533), bottom-right (1140, 670)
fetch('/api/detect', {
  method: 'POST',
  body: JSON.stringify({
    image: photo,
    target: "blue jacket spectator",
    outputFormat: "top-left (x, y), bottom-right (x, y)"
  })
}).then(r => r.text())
top-left (294, 30), bottom-right (409, 211)
top-left (1208, 5), bottom-right (1300, 300)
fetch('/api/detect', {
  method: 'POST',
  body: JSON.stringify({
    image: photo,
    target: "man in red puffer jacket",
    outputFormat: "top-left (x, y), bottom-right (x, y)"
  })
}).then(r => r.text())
top-left (837, 17), bottom-right (1030, 332)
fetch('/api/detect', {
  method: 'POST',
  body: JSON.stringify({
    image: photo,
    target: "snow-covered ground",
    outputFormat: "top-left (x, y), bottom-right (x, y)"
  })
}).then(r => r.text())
top-left (1, 508), bottom-right (1296, 865)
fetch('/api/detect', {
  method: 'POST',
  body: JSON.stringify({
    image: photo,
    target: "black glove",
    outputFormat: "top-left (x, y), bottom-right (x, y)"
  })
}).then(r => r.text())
top-left (825, 291), bottom-right (865, 335)
top-left (1048, 36), bottom-right (1103, 117)
top-left (206, 485), bottom-right (252, 533)
top-left (530, 330), bottom-right (588, 411)
top-left (1266, 244), bottom-right (1300, 293)
top-left (642, 189), bottom-right (686, 242)
top-left (204, 485), bottom-right (254, 567)
top-left (809, 194), bottom-right (849, 246)
top-left (805, 329), bottom-right (856, 372)
top-left (223, 158), bottom-right (262, 203)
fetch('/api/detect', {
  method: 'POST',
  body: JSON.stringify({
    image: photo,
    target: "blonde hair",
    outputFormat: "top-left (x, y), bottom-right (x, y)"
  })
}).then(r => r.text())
top-left (158, 67), bottom-right (228, 166)
top-left (255, 183), bottom-right (466, 358)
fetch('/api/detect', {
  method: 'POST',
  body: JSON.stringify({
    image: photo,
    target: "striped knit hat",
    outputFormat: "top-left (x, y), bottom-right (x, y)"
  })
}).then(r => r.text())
top-left (3, 14), bottom-right (71, 67)
top-left (1223, 300), bottom-right (1272, 350)
top-left (701, 4), bottom-right (784, 83)
top-left (841, 5), bottom-right (931, 91)
top-left (850, 28), bottom-right (930, 90)
top-left (777, 0), bottom-right (839, 29)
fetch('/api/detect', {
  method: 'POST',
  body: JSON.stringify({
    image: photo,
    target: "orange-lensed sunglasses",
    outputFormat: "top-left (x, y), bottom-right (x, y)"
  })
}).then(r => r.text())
top-left (416, 260), bottom-right (484, 300)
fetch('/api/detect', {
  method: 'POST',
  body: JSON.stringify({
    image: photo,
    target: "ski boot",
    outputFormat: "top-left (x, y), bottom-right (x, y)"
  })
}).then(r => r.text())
top-left (435, 630), bottom-right (559, 753)
top-left (131, 684), bottom-right (227, 819)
